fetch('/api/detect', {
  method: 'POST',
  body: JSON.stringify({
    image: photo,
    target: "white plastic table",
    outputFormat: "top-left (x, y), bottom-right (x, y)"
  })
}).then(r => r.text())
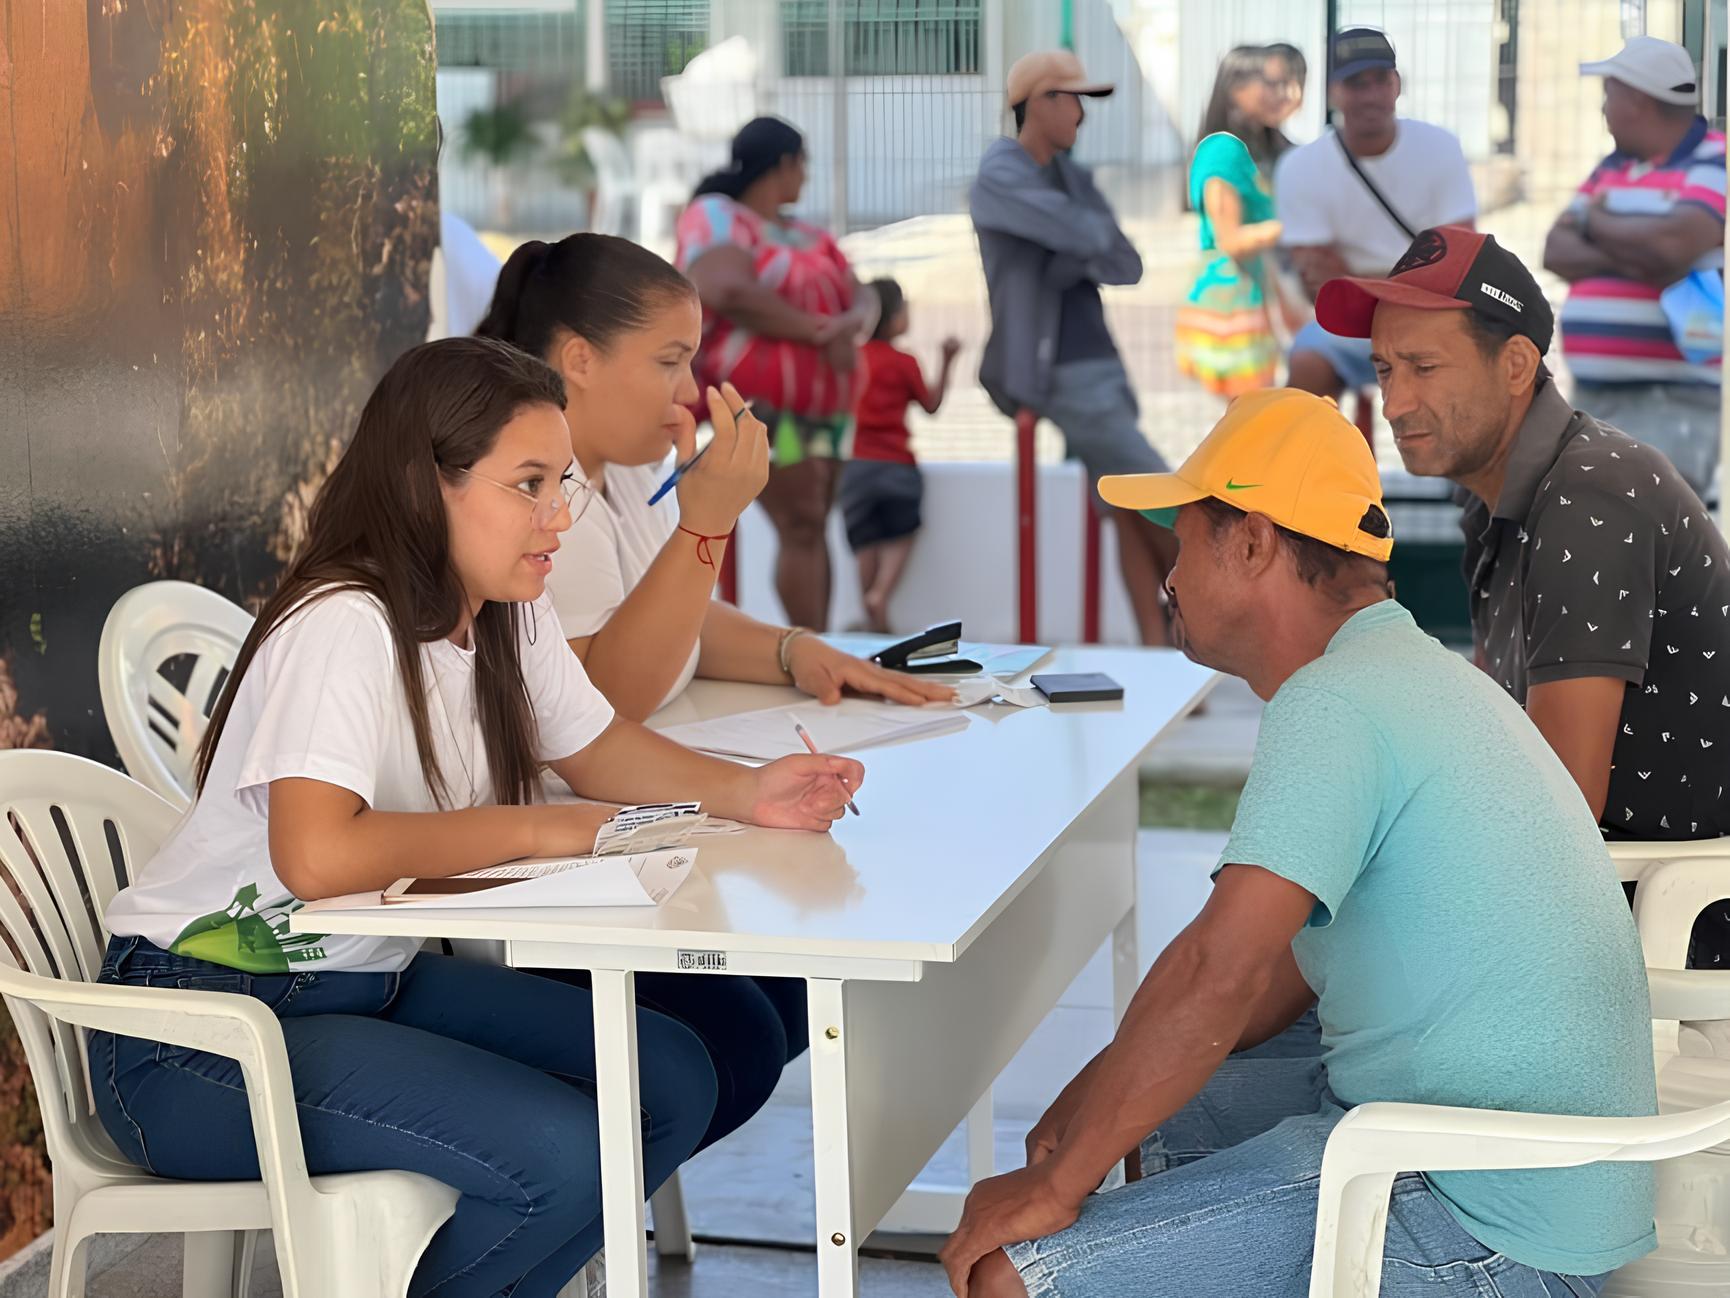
top-left (293, 645), bottom-right (1215, 1296)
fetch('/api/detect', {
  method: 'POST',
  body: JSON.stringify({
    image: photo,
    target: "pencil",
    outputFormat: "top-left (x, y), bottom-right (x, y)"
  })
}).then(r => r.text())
top-left (792, 722), bottom-right (860, 817)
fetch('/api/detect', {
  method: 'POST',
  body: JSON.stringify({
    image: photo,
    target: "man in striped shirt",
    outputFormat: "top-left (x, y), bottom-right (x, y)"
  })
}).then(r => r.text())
top-left (1543, 36), bottom-right (1724, 497)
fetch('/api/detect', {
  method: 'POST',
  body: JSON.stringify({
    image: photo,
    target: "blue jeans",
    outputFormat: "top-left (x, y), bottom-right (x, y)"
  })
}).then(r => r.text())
top-left (1292, 319), bottom-right (1378, 392)
top-left (89, 936), bottom-right (718, 1298)
top-left (545, 969), bottom-right (807, 1155)
top-left (1006, 1057), bottom-right (1609, 1298)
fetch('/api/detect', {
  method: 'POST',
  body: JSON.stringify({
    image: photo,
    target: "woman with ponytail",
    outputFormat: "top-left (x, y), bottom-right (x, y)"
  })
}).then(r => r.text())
top-left (93, 337), bottom-right (863, 1298)
top-left (673, 116), bottom-right (877, 630)
top-left (475, 232), bottom-right (947, 1175)
top-left (475, 232), bottom-right (945, 722)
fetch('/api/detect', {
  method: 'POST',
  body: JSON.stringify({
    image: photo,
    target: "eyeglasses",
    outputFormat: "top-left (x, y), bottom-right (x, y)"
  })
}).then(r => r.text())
top-left (457, 467), bottom-right (595, 528)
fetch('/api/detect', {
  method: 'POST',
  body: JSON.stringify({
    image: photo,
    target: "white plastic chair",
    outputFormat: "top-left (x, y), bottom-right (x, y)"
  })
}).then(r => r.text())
top-left (96, 581), bottom-right (693, 1272)
top-left (1604, 840), bottom-right (1730, 1294)
top-left (98, 581), bottom-right (253, 808)
top-left (582, 128), bottom-right (634, 238)
top-left (1309, 843), bottom-right (1730, 1298)
top-left (661, 36), bottom-right (759, 148)
top-left (0, 748), bottom-right (459, 1298)
top-left (1308, 1086), bottom-right (1730, 1298)
top-left (630, 126), bottom-right (703, 252)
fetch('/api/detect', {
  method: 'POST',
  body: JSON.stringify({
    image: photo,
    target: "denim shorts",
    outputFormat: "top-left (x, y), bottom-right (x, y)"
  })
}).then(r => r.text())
top-left (1006, 1056), bottom-right (1609, 1298)
top-left (1292, 318), bottom-right (1379, 392)
top-left (839, 459), bottom-right (923, 550)
top-left (1041, 358), bottom-right (1169, 504)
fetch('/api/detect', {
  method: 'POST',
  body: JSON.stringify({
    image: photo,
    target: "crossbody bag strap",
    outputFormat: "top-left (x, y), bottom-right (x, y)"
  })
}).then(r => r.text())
top-left (1334, 131), bottom-right (1418, 241)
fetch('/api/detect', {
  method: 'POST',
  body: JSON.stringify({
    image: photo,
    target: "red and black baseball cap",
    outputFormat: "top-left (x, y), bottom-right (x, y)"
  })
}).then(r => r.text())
top-left (1315, 225), bottom-right (1554, 355)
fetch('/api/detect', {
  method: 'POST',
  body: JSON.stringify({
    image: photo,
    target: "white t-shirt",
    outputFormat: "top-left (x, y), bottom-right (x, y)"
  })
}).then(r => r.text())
top-left (1274, 119), bottom-right (1478, 276)
top-left (105, 589), bottom-right (614, 974)
top-left (544, 458), bottom-right (702, 715)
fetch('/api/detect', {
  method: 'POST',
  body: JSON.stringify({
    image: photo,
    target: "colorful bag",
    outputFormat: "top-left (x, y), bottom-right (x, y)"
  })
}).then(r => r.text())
top-left (1660, 268), bottom-right (1724, 368)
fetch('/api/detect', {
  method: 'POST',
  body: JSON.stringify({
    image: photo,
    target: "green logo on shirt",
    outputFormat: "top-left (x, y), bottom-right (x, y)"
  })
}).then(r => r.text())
top-left (170, 883), bottom-right (328, 972)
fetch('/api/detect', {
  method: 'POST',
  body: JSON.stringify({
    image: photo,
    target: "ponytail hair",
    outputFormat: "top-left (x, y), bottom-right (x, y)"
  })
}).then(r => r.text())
top-left (693, 116), bottom-right (805, 201)
top-left (475, 233), bottom-right (695, 361)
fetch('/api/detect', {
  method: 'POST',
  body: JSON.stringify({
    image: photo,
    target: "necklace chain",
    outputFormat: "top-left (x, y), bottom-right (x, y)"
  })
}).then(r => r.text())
top-left (431, 663), bottom-right (479, 807)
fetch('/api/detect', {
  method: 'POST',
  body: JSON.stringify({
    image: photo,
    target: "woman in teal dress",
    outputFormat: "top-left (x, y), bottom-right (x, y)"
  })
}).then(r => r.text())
top-left (1176, 129), bottom-right (1285, 398)
top-left (1178, 45), bottom-right (1297, 400)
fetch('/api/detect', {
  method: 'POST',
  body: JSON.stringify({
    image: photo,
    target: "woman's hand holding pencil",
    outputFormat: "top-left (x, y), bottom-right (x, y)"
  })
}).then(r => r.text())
top-left (744, 743), bottom-right (865, 831)
top-left (653, 381), bottom-right (769, 531)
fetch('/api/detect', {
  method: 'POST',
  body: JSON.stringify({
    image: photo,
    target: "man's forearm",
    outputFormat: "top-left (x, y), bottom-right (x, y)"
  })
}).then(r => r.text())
top-left (1289, 246), bottom-right (1349, 302)
top-left (1233, 946), bottom-right (1316, 1050)
top-left (1543, 221), bottom-right (1620, 282)
top-left (973, 178), bottom-right (1119, 260)
top-left (1581, 209), bottom-right (1707, 284)
top-left (1044, 931), bottom-right (1271, 1200)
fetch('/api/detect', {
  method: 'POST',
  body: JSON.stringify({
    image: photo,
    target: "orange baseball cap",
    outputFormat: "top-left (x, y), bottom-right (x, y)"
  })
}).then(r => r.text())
top-left (1098, 388), bottom-right (1394, 561)
top-left (1006, 51), bottom-right (1115, 107)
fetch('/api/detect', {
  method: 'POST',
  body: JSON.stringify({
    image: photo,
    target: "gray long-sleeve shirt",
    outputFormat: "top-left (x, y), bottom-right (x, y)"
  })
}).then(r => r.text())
top-left (969, 136), bottom-right (1142, 415)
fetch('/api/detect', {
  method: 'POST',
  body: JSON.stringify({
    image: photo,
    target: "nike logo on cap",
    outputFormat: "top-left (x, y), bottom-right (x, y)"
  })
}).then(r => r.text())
top-left (1225, 480), bottom-right (1262, 491)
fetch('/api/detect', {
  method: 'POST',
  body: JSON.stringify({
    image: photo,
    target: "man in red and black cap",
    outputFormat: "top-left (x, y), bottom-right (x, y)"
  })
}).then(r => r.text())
top-left (1317, 225), bottom-right (1730, 960)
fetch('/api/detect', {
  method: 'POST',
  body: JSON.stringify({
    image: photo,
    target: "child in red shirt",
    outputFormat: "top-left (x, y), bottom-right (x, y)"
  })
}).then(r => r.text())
top-left (840, 278), bottom-right (961, 632)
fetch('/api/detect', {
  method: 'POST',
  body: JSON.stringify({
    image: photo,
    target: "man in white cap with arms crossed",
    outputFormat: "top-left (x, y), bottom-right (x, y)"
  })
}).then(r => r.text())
top-left (938, 391), bottom-right (1657, 1296)
top-left (971, 51), bottom-right (1178, 646)
top-left (1543, 35), bottom-right (1725, 495)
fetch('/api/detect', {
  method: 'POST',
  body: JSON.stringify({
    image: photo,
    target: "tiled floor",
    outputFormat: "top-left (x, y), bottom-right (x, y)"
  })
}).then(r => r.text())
top-left (51, 827), bottom-right (1227, 1298)
top-left (75, 1232), bottom-right (959, 1298)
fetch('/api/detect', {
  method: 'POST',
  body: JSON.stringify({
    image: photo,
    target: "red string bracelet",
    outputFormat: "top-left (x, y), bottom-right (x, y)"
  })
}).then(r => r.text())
top-left (678, 524), bottom-right (733, 569)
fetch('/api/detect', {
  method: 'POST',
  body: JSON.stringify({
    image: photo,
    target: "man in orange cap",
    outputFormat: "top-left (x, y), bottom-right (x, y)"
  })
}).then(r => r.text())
top-left (940, 389), bottom-right (1656, 1297)
top-left (970, 51), bottom-right (1177, 646)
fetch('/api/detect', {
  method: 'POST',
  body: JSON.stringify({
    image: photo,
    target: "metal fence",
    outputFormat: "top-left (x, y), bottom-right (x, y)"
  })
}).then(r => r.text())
top-left (430, 0), bottom-right (1725, 471)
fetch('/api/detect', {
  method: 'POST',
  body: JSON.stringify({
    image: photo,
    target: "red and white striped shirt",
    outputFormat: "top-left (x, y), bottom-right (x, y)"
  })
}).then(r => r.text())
top-left (1558, 117), bottom-right (1725, 387)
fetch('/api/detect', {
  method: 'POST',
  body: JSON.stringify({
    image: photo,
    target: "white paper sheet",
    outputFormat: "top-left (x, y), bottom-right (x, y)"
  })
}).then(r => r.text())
top-left (657, 698), bottom-right (970, 761)
top-left (949, 676), bottom-right (1049, 709)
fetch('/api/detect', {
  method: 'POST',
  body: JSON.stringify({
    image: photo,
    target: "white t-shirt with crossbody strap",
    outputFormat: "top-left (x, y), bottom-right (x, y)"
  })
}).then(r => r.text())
top-left (1275, 119), bottom-right (1478, 276)
top-left (105, 589), bottom-right (614, 974)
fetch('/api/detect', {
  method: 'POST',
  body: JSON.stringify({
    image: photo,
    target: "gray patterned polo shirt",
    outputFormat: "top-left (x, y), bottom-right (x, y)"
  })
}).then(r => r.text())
top-left (1461, 379), bottom-right (1730, 842)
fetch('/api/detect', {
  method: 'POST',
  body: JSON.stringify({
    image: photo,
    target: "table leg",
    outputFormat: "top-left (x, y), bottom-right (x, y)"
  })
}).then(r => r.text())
top-left (592, 968), bottom-right (649, 1298)
top-left (1112, 907), bottom-right (1139, 1028)
top-left (809, 977), bottom-right (862, 1298)
top-left (877, 1083), bottom-right (992, 1236)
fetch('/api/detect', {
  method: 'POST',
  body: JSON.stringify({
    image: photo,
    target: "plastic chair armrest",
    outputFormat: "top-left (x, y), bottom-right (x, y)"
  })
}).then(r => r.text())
top-left (1648, 966), bottom-right (1730, 1022)
top-left (1633, 854), bottom-right (1730, 969)
top-left (1610, 838), bottom-right (1730, 883)
top-left (0, 967), bottom-right (317, 1207)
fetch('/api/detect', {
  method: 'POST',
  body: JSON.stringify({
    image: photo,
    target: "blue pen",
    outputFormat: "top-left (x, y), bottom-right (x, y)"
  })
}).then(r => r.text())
top-left (646, 441), bottom-right (711, 507)
top-left (647, 401), bottom-right (753, 506)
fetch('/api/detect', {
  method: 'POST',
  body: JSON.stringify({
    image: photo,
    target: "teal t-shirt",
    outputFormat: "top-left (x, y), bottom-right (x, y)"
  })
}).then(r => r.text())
top-left (1220, 600), bottom-right (1656, 1276)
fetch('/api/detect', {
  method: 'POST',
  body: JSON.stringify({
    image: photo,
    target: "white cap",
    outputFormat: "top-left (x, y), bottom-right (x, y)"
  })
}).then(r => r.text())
top-left (1580, 35), bottom-right (1700, 106)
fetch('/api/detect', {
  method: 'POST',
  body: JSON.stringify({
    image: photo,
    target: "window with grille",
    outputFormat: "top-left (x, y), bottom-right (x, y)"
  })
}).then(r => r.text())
top-left (607, 0), bottom-right (711, 102)
top-left (434, 10), bottom-right (587, 74)
top-left (782, 0), bottom-right (983, 78)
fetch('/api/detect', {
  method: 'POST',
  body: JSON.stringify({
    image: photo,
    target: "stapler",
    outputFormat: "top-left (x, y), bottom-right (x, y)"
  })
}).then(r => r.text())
top-left (870, 620), bottom-right (983, 675)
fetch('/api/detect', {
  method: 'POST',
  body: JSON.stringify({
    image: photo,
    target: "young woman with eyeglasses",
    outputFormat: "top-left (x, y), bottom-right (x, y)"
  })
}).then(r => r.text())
top-left (92, 336), bottom-right (862, 1298)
